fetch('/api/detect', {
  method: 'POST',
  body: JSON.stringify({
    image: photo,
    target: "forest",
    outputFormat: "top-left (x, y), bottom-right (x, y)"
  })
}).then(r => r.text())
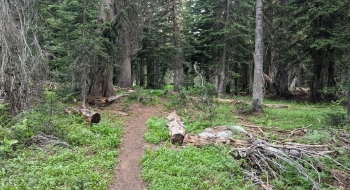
top-left (0, 0), bottom-right (350, 189)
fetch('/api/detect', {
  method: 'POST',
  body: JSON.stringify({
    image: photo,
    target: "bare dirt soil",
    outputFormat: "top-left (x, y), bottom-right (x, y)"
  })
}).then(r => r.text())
top-left (107, 103), bottom-right (162, 190)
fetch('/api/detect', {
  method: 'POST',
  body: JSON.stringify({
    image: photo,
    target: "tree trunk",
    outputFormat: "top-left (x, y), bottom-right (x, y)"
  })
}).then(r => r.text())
top-left (348, 86), bottom-right (350, 123)
top-left (118, 34), bottom-right (133, 88)
top-left (88, 0), bottom-right (115, 98)
top-left (114, 0), bottom-right (143, 89)
top-left (252, 0), bottom-right (264, 112)
top-left (139, 60), bottom-right (145, 87)
top-left (275, 63), bottom-right (292, 98)
top-left (0, 0), bottom-right (31, 115)
top-left (173, 0), bottom-right (182, 92)
top-left (217, 0), bottom-right (230, 97)
top-left (310, 50), bottom-right (324, 102)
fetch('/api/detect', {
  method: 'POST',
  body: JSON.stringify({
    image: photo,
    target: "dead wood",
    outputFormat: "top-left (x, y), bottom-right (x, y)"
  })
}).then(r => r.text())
top-left (166, 111), bottom-right (186, 145)
top-left (264, 104), bottom-right (288, 108)
top-left (64, 107), bottom-right (80, 114)
top-left (65, 107), bottom-right (101, 124)
top-left (181, 121), bottom-right (349, 190)
top-left (80, 108), bottom-right (101, 124)
top-left (227, 136), bottom-right (350, 190)
top-left (106, 93), bottom-right (129, 103)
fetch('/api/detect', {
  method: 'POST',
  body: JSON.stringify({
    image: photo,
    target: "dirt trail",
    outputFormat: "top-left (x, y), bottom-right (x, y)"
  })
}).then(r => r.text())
top-left (108, 103), bottom-right (161, 190)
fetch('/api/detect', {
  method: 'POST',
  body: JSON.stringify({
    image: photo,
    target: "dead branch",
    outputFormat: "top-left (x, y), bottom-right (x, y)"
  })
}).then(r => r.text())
top-left (106, 93), bottom-right (129, 103)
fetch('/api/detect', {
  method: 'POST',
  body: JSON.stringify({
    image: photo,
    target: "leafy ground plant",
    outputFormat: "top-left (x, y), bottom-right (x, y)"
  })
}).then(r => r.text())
top-left (0, 103), bottom-right (123, 189)
top-left (144, 117), bottom-right (169, 144)
top-left (141, 146), bottom-right (253, 190)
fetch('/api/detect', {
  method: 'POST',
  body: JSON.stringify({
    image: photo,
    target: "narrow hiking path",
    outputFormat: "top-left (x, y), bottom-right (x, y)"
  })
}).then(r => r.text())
top-left (108, 103), bottom-right (161, 190)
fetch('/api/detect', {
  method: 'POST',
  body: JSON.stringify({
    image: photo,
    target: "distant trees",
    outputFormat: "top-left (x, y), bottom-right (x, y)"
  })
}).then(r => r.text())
top-left (1, 0), bottom-right (350, 115)
top-left (183, 0), bottom-right (254, 94)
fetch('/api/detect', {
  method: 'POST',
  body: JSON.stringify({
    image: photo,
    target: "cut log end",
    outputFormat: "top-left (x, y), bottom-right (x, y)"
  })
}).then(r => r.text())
top-left (66, 107), bottom-right (101, 124)
top-left (170, 134), bottom-right (184, 145)
top-left (89, 112), bottom-right (101, 123)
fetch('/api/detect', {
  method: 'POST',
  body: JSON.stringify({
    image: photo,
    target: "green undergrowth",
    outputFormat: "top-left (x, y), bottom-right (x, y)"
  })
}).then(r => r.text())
top-left (144, 117), bottom-right (169, 144)
top-left (0, 91), bottom-right (123, 189)
top-left (251, 100), bottom-right (348, 131)
top-left (180, 103), bottom-right (238, 134)
top-left (126, 88), bottom-right (163, 106)
top-left (141, 146), bottom-right (253, 190)
top-left (150, 94), bottom-right (350, 189)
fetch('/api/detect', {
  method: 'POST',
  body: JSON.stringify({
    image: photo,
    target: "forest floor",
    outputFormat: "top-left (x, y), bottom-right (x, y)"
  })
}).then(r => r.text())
top-left (106, 102), bottom-right (162, 190)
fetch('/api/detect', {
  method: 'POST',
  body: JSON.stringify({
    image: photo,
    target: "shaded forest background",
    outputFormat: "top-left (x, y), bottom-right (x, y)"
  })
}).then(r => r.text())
top-left (1, 0), bottom-right (350, 115)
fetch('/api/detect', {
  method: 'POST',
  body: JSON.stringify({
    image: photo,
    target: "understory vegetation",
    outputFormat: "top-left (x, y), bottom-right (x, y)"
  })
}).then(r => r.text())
top-left (142, 90), bottom-right (350, 190)
top-left (0, 91), bottom-right (123, 189)
top-left (1, 87), bottom-right (350, 189)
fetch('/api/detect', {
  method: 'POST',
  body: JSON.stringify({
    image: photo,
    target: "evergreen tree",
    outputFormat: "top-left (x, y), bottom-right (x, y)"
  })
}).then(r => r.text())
top-left (290, 0), bottom-right (350, 102)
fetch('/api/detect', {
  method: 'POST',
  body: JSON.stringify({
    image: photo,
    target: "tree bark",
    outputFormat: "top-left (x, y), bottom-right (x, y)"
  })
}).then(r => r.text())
top-left (173, 0), bottom-right (182, 92)
top-left (252, 0), bottom-right (264, 112)
top-left (310, 49), bottom-right (324, 102)
top-left (275, 63), bottom-right (292, 98)
top-left (0, 0), bottom-right (32, 115)
top-left (166, 111), bottom-right (186, 145)
top-left (217, 0), bottom-right (230, 97)
top-left (118, 34), bottom-right (132, 88)
top-left (115, 0), bottom-right (144, 89)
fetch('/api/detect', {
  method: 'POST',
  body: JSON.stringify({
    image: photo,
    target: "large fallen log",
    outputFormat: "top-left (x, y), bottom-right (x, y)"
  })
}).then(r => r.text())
top-left (166, 111), bottom-right (186, 145)
top-left (65, 107), bottom-right (101, 124)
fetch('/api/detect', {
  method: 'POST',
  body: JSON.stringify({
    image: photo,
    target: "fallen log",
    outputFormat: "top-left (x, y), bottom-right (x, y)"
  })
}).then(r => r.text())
top-left (106, 93), bottom-right (129, 103)
top-left (79, 108), bottom-right (101, 124)
top-left (166, 111), bottom-right (186, 145)
top-left (65, 107), bottom-right (101, 124)
top-left (64, 107), bottom-right (79, 114)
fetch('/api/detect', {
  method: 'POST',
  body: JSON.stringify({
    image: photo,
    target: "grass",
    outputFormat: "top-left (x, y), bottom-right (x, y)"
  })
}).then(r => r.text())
top-left (248, 100), bottom-right (347, 130)
top-left (0, 92), bottom-right (123, 189)
top-left (141, 146), bottom-right (253, 190)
